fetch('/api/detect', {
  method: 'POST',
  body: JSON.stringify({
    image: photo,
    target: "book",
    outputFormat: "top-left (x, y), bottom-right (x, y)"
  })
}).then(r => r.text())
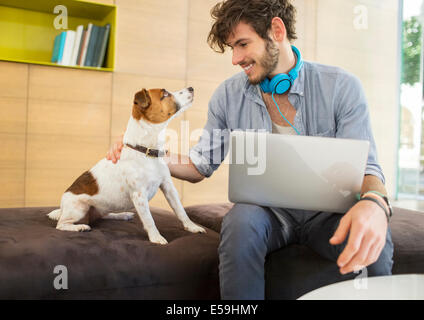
top-left (84, 24), bottom-right (99, 67)
top-left (76, 28), bottom-right (86, 66)
top-left (92, 25), bottom-right (105, 67)
top-left (70, 25), bottom-right (84, 66)
top-left (51, 33), bottom-right (61, 63)
top-left (56, 31), bottom-right (67, 64)
top-left (79, 23), bottom-right (93, 66)
top-left (60, 30), bottom-right (76, 66)
top-left (50, 22), bottom-right (110, 68)
top-left (96, 23), bottom-right (110, 68)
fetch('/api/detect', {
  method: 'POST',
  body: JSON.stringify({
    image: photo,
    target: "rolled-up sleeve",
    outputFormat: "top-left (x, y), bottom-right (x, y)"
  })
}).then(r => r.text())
top-left (189, 84), bottom-right (230, 178)
top-left (334, 72), bottom-right (385, 184)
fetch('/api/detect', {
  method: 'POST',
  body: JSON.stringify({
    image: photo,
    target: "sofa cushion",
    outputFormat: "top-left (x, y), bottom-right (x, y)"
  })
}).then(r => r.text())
top-left (0, 206), bottom-right (220, 299)
top-left (185, 203), bottom-right (233, 233)
top-left (1, 204), bottom-right (422, 300)
top-left (390, 207), bottom-right (424, 274)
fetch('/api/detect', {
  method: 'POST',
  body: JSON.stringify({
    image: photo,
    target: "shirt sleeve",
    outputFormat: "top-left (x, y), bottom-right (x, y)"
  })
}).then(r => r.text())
top-left (334, 72), bottom-right (385, 184)
top-left (189, 83), bottom-right (230, 178)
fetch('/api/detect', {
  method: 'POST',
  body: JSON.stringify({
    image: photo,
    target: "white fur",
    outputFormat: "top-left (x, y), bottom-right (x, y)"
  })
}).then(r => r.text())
top-left (48, 88), bottom-right (205, 244)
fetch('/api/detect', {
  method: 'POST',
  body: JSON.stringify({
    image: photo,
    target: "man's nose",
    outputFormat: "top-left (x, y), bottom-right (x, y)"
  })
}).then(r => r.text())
top-left (232, 49), bottom-right (243, 66)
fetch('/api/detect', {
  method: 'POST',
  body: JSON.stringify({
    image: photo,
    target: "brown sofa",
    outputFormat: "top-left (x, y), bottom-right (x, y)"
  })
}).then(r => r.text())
top-left (0, 204), bottom-right (423, 299)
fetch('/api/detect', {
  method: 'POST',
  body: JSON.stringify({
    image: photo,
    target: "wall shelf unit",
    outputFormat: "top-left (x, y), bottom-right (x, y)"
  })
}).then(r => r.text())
top-left (0, 0), bottom-right (116, 71)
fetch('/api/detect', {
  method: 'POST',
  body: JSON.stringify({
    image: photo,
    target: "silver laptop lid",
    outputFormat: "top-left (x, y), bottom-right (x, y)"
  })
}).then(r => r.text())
top-left (228, 131), bottom-right (370, 213)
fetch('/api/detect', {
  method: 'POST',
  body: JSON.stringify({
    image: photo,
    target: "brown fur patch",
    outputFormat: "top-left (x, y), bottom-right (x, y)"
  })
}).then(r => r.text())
top-left (66, 171), bottom-right (99, 196)
top-left (132, 88), bottom-right (178, 123)
top-left (74, 206), bottom-right (102, 225)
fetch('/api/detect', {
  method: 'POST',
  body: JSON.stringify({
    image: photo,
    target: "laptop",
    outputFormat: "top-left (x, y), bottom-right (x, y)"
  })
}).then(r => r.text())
top-left (228, 130), bottom-right (370, 213)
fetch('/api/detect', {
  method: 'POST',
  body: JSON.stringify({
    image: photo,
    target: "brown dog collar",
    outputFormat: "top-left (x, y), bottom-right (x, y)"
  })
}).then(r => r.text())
top-left (125, 143), bottom-right (167, 157)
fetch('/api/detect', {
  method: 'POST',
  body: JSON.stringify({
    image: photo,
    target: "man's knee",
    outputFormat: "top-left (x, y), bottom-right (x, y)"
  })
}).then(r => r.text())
top-left (219, 203), bottom-right (269, 251)
top-left (222, 203), bottom-right (266, 233)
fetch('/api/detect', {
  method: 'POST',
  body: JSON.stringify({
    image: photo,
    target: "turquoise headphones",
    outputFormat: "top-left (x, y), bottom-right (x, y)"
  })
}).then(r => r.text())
top-left (260, 45), bottom-right (303, 95)
top-left (260, 45), bottom-right (303, 135)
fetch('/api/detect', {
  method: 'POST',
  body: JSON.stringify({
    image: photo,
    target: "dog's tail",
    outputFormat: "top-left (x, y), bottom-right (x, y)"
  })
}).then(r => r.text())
top-left (47, 209), bottom-right (62, 221)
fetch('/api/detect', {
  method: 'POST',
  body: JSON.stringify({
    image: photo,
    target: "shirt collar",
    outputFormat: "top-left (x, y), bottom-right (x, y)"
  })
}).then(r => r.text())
top-left (288, 62), bottom-right (305, 96)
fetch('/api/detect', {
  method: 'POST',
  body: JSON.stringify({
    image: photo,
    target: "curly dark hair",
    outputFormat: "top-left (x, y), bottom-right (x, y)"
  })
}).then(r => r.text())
top-left (208, 0), bottom-right (297, 53)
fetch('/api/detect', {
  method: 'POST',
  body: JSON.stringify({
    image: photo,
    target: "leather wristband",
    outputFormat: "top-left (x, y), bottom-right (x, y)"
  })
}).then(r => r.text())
top-left (358, 196), bottom-right (390, 223)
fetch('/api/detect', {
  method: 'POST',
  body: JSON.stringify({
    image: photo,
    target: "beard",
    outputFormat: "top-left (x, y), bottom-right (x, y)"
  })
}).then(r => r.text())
top-left (248, 39), bottom-right (280, 85)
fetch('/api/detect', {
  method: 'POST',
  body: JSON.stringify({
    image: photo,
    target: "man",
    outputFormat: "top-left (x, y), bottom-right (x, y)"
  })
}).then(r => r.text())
top-left (107, 0), bottom-right (393, 299)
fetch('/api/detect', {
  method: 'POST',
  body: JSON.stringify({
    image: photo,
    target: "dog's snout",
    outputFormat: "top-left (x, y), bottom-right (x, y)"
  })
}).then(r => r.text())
top-left (188, 87), bottom-right (194, 93)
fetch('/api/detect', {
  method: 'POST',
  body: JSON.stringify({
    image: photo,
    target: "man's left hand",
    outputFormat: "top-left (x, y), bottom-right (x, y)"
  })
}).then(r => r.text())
top-left (329, 196), bottom-right (388, 274)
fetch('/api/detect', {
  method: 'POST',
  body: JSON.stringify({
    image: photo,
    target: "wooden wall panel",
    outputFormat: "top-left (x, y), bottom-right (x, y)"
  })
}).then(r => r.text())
top-left (0, 61), bottom-right (28, 207)
top-left (25, 135), bottom-right (110, 206)
top-left (25, 65), bottom-right (112, 206)
top-left (0, 61), bottom-right (28, 98)
top-left (114, 0), bottom-right (189, 79)
top-left (187, 0), bottom-right (238, 82)
top-left (28, 66), bottom-right (112, 104)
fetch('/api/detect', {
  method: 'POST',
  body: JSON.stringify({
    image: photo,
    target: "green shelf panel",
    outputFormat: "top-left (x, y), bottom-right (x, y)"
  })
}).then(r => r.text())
top-left (0, 0), bottom-right (116, 71)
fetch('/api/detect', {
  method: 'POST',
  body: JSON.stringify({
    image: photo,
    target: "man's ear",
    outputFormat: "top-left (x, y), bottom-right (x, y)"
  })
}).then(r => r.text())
top-left (270, 17), bottom-right (287, 42)
top-left (134, 88), bottom-right (151, 109)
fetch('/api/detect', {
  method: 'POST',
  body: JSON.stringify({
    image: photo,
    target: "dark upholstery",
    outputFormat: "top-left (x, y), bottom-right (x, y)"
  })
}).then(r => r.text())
top-left (0, 204), bottom-right (423, 299)
top-left (0, 206), bottom-right (220, 299)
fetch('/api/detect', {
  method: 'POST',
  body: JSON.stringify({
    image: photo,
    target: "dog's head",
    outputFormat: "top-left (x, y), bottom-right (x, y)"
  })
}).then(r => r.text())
top-left (132, 87), bottom-right (194, 124)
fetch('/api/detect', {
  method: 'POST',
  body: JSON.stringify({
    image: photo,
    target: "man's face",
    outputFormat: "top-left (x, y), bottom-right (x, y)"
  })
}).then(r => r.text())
top-left (226, 22), bottom-right (279, 84)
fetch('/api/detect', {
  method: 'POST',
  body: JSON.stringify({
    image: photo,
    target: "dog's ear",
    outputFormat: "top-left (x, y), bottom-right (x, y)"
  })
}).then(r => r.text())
top-left (134, 89), bottom-right (151, 109)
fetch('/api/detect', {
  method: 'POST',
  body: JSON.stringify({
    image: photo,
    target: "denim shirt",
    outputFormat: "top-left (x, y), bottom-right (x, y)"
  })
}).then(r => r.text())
top-left (189, 60), bottom-right (384, 184)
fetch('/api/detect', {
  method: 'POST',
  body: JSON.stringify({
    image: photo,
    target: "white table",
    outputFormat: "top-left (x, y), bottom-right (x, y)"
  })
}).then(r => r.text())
top-left (298, 274), bottom-right (424, 300)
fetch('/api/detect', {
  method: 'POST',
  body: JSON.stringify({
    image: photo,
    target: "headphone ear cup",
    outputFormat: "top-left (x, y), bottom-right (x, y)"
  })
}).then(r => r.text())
top-left (271, 74), bottom-right (292, 95)
top-left (260, 77), bottom-right (271, 93)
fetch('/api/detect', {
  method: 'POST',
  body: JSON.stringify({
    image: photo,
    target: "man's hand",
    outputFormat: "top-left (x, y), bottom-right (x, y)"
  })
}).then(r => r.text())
top-left (106, 135), bottom-right (124, 163)
top-left (329, 194), bottom-right (388, 274)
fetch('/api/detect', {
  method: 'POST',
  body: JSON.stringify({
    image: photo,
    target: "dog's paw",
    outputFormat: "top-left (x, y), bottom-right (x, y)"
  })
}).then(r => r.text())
top-left (57, 224), bottom-right (91, 232)
top-left (76, 224), bottom-right (92, 232)
top-left (149, 234), bottom-right (168, 245)
top-left (47, 209), bottom-right (61, 221)
top-left (184, 222), bottom-right (206, 234)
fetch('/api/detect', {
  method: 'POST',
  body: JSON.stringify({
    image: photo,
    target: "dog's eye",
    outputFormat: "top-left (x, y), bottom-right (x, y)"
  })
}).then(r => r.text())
top-left (134, 101), bottom-right (138, 105)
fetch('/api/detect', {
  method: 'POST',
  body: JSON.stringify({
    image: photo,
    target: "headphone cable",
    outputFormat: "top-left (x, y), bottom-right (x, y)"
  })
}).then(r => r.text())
top-left (271, 92), bottom-right (300, 135)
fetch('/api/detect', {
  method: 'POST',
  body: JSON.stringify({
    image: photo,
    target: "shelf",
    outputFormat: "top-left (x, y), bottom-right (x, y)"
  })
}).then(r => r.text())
top-left (0, 0), bottom-right (116, 71)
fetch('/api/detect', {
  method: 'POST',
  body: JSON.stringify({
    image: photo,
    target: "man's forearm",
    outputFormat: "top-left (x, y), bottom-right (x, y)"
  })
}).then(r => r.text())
top-left (166, 153), bottom-right (205, 183)
top-left (360, 174), bottom-right (389, 211)
top-left (360, 174), bottom-right (387, 196)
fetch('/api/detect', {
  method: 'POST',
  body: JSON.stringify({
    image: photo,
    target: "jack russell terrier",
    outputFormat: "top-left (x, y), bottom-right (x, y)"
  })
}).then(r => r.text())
top-left (48, 87), bottom-right (205, 244)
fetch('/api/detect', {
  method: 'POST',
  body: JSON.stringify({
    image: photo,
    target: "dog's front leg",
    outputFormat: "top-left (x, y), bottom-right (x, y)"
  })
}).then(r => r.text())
top-left (160, 178), bottom-right (206, 234)
top-left (131, 191), bottom-right (167, 244)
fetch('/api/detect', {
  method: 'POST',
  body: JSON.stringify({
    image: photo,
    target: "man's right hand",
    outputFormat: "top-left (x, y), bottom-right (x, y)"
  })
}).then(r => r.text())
top-left (106, 135), bottom-right (124, 163)
top-left (105, 134), bottom-right (205, 183)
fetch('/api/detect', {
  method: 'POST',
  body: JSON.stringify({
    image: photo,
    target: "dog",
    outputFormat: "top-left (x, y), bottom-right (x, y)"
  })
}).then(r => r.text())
top-left (47, 87), bottom-right (205, 244)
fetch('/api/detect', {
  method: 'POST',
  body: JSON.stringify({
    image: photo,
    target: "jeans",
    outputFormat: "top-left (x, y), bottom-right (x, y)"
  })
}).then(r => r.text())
top-left (218, 203), bottom-right (394, 300)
